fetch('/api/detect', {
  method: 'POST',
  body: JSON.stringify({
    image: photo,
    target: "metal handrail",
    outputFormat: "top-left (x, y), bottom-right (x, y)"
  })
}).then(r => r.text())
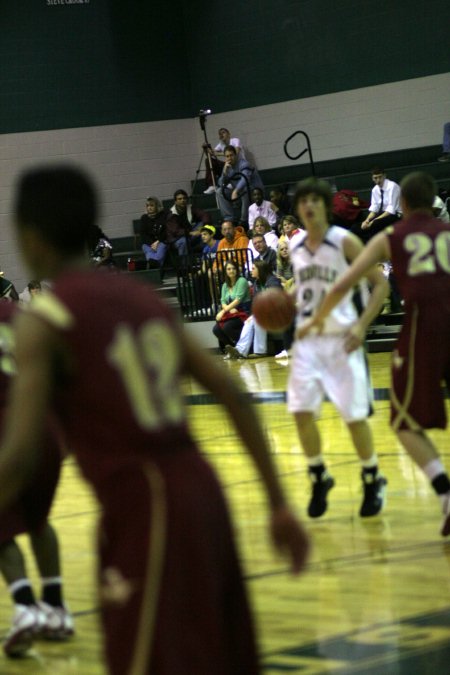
top-left (221, 171), bottom-right (252, 203)
top-left (283, 130), bottom-right (315, 176)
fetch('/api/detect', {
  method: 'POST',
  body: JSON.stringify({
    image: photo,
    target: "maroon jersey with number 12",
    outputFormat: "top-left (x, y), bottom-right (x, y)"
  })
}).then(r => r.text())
top-left (387, 214), bottom-right (450, 431)
top-left (29, 269), bottom-right (259, 675)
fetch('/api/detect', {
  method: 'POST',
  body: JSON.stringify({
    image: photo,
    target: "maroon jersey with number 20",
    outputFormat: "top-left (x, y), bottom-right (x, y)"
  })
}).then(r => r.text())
top-left (387, 213), bottom-right (450, 432)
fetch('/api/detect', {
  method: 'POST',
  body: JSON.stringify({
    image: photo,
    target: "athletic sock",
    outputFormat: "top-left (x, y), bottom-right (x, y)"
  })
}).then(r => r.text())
top-left (361, 454), bottom-right (379, 478)
top-left (42, 576), bottom-right (63, 607)
top-left (423, 459), bottom-right (448, 483)
top-left (9, 579), bottom-right (35, 606)
top-left (307, 455), bottom-right (327, 480)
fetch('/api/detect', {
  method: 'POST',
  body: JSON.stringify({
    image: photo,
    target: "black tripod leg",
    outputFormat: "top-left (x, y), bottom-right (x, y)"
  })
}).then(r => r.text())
top-left (191, 148), bottom-right (206, 198)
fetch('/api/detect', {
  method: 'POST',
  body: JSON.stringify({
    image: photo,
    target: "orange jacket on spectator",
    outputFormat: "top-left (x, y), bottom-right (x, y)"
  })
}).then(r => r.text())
top-left (215, 226), bottom-right (250, 272)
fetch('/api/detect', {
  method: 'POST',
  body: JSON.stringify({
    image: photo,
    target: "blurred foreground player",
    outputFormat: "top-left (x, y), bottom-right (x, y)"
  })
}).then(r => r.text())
top-left (298, 171), bottom-right (450, 537)
top-left (0, 165), bottom-right (309, 674)
top-left (0, 302), bottom-right (72, 657)
top-left (289, 178), bottom-right (389, 518)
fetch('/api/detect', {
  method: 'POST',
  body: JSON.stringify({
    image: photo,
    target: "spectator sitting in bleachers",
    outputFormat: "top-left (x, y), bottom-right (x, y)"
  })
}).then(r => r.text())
top-left (275, 240), bottom-right (294, 291)
top-left (438, 122), bottom-right (450, 163)
top-left (203, 128), bottom-right (246, 194)
top-left (248, 188), bottom-right (277, 231)
top-left (433, 195), bottom-right (450, 223)
top-left (270, 186), bottom-right (292, 230)
top-left (358, 167), bottom-right (401, 242)
top-left (249, 217), bottom-right (278, 261)
top-left (88, 225), bottom-right (116, 269)
top-left (251, 233), bottom-right (277, 272)
top-left (278, 215), bottom-right (302, 244)
top-left (216, 146), bottom-right (263, 227)
top-left (215, 221), bottom-right (250, 271)
top-left (225, 260), bottom-right (281, 360)
top-left (139, 196), bottom-right (170, 268)
top-left (200, 225), bottom-right (219, 261)
top-left (199, 225), bottom-right (219, 310)
top-left (0, 271), bottom-right (19, 302)
top-left (167, 189), bottom-right (210, 255)
top-left (19, 280), bottom-right (42, 304)
top-left (212, 260), bottom-right (251, 354)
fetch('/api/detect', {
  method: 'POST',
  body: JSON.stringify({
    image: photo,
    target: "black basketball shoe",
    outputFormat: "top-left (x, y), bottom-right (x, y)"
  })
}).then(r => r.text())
top-left (360, 472), bottom-right (387, 517)
top-left (307, 472), bottom-right (335, 518)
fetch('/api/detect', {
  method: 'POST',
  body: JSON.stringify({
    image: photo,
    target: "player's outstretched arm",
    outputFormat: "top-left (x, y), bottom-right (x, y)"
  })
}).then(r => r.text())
top-left (183, 335), bottom-right (310, 574)
top-left (341, 232), bottom-right (390, 352)
top-left (0, 312), bottom-right (56, 512)
top-left (297, 231), bottom-right (390, 341)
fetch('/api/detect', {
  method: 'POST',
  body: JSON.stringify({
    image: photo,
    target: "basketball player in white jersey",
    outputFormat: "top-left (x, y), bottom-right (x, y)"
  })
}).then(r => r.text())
top-left (289, 178), bottom-right (389, 518)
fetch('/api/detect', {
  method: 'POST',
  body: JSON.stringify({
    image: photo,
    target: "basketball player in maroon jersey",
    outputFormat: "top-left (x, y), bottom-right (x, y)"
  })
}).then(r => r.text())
top-left (0, 165), bottom-right (309, 674)
top-left (298, 171), bottom-right (450, 537)
top-left (0, 302), bottom-right (73, 657)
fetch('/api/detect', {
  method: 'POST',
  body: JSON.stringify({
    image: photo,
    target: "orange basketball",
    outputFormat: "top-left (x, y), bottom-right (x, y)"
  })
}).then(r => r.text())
top-left (252, 288), bottom-right (296, 332)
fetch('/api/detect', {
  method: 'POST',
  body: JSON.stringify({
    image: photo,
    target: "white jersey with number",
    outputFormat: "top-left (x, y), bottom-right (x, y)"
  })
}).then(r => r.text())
top-left (290, 225), bottom-right (358, 334)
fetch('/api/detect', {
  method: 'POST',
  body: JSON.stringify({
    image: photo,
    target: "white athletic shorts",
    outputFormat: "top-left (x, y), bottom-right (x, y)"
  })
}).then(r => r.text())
top-left (287, 334), bottom-right (373, 422)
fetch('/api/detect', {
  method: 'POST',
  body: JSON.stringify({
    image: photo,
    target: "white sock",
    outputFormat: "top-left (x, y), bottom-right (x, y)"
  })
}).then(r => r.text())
top-left (307, 455), bottom-right (325, 467)
top-left (9, 579), bottom-right (32, 596)
top-left (361, 454), bottom-right (378, 469)
top-left (423, 459), bottom-right (446, 482)
top-left (41, 576), bottom-right (62, 586)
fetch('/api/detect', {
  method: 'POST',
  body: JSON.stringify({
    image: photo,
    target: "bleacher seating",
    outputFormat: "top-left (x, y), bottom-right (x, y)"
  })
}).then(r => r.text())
top-left (110, 142), bottom-right (449, 351)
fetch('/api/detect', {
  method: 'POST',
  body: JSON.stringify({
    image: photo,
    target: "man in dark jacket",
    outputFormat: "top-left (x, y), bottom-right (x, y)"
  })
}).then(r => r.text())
top-left (167, 190), bottom-right (210, 255)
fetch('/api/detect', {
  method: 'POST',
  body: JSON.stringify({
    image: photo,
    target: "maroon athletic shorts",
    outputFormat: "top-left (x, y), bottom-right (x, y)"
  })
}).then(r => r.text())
top-left (391, 305), bottom-right (450, 432)
top-left (97, 449), bottom-right (259, 675)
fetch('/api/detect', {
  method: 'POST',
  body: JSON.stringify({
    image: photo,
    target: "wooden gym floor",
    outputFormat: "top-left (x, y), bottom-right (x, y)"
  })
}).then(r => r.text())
top-left (0, 352), bottom-right (449, 673)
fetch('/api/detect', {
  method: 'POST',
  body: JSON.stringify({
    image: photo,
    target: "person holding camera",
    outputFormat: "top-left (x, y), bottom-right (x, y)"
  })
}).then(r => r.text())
top-left (203, 128), bottom-right (245, 194)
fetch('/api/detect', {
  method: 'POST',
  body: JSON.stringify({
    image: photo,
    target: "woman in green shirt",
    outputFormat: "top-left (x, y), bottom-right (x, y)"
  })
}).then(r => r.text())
top-left (213, 260), bottom-right (251, 353)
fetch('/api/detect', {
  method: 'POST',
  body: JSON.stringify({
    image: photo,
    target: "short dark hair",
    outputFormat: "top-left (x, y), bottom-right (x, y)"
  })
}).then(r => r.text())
top-left (219, 127), bottom-right (229, 134)
top-left (27, 280), bottom-right (41, 292)
top-left (174, 189), bottom-right (188, 200)
top-left (252, 187), bottom-right (263, 196)
top-left (14, 164), bottom-right (98, 255)
top-left (252, 234), bottom-right (265, 243)
top-left (371, 166), bottom-right (385, 176)
top-left (400, 171), bottom-right (436, 211)
top-left (293, 177), bottom-right (333, 222)
top-left (224, 145), bottom-right (237, 155)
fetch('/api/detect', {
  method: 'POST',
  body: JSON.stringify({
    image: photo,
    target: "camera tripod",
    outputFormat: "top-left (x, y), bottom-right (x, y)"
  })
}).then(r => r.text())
top-left (191, 110), bottom-right (219, 207)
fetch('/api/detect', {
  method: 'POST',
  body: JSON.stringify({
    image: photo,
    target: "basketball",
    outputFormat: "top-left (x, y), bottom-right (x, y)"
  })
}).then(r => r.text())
top-left (252, 288), bottom-right (296, 332)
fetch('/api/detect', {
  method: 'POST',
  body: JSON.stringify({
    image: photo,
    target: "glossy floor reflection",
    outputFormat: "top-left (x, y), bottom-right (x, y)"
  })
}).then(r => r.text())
top-left (187, 352), bottom-right (450, 673)
top-left (0, 352), bottom-right (448, 673)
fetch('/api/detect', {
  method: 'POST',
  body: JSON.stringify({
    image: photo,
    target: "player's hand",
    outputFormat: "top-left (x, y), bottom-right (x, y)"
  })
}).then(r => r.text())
top-left (231, 189), bottom-right (239, 200)
top-left (296, 317), bottom-right (323, 340)
top-left (151, 241), bottom-right (159, 251)
top-left (270, 506), bottom-right (310, 575)
top-left (216, 310), bottom-right (224, 321)
top-left (344, 323), bottom-right (365, 353)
